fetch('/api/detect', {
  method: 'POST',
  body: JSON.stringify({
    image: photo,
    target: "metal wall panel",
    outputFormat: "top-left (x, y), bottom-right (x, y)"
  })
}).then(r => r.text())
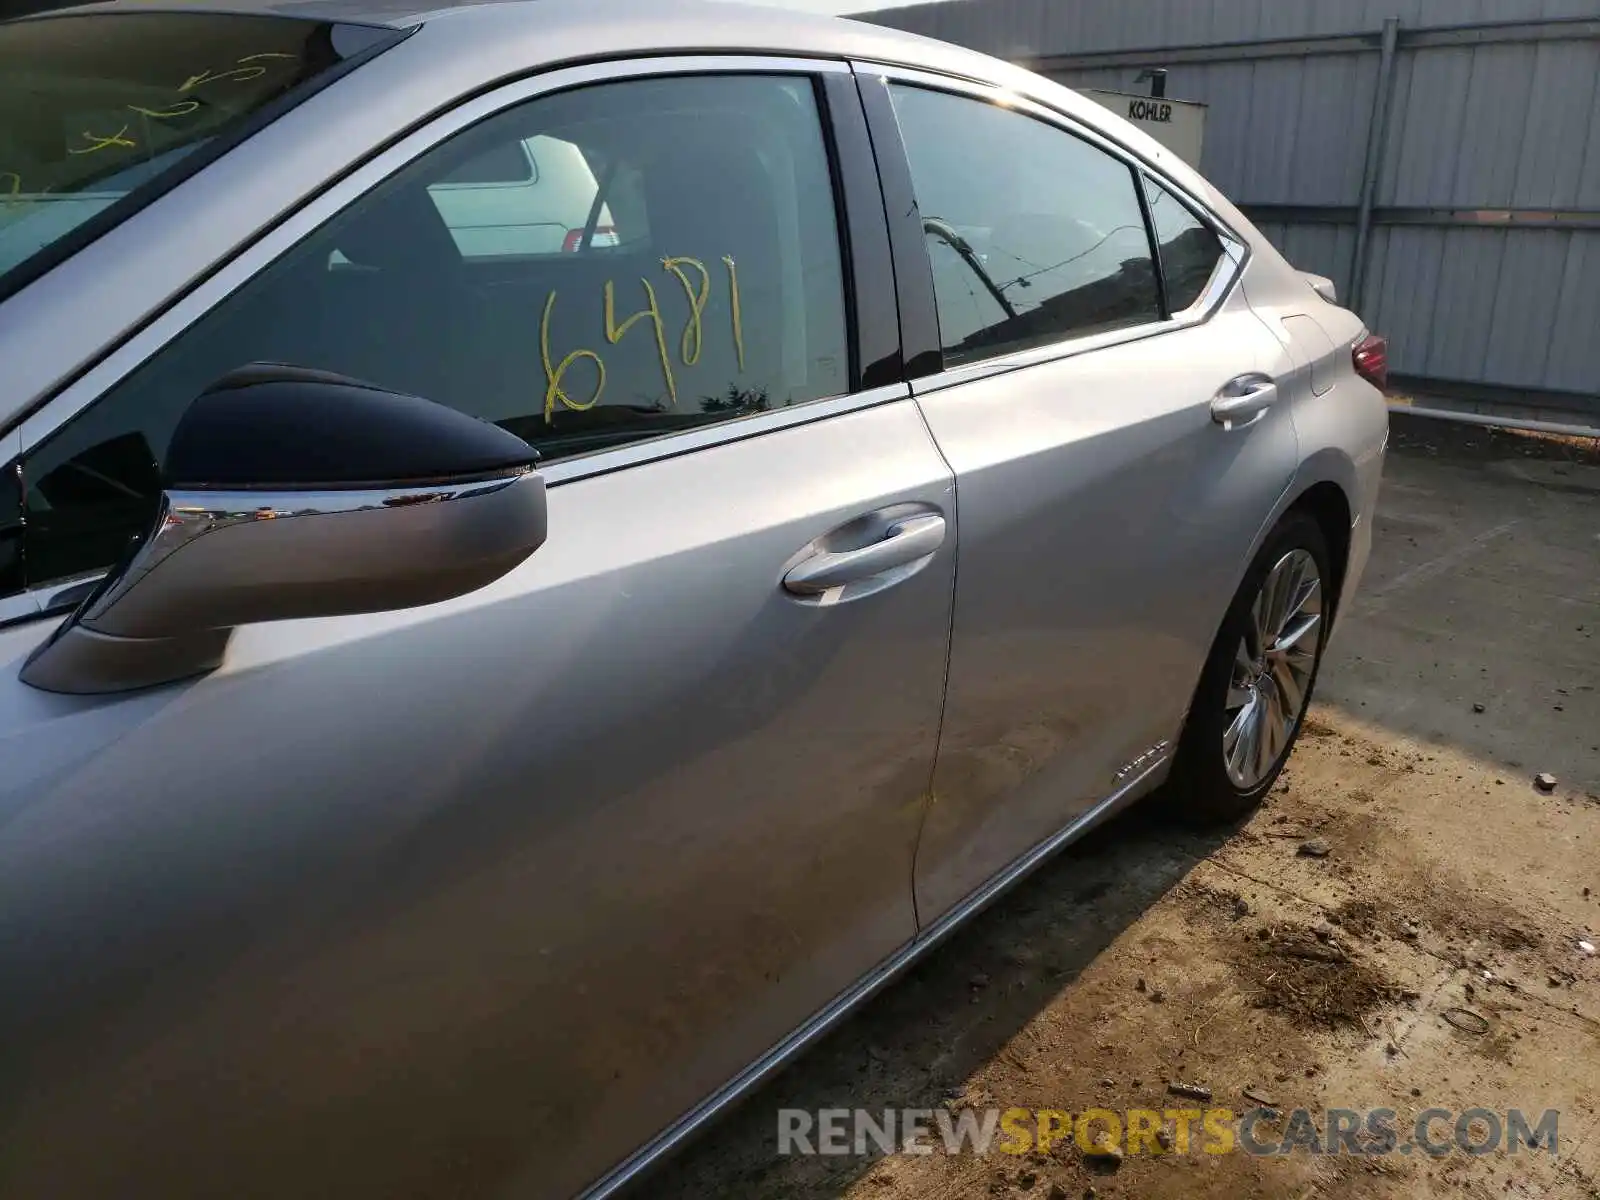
top-left (1484, 230), bottom-right (1572, 386)
top-left (1366, 226), bottom-right (1600, 393)
top-left (1425, 228), bottom-right (1506, 381)
top-left (1546, 233), bottom-right (1600, 393)
top-left (864, 0), bottom-right (1600, 47)
top-left (1516, 42), bottom-right (1600, 208)
top-left (1366, 227), bottom-right (1446, 377)
top-left (1251, 223), bottom-right (1360, 303)
top-left (863, 0), bottom-right (1475, 52)
top-left (1413, 0), bottom-right (1486, 22)
top-left (1286, 55), bottom-right (1379, 206)
top-left (1381, 48), bottom-right (1471, 208)
top-left (1453, 46), bottom-right (1539, 206)
top-left (855, 0), bottom-right (1600, 412)
top-left (1282, 224), bottom-right (1361, 301)
top-left (1239, 59), bottom-right (1304, 200)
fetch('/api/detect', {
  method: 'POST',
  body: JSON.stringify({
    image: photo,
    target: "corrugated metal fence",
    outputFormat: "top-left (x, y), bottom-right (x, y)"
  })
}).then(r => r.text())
top-left (855, 0), bottom-right (1600, 420)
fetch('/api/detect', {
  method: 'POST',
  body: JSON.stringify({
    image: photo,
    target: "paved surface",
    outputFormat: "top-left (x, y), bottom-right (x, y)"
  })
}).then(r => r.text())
top-left (648, 415), bottom-right (1600, 1200)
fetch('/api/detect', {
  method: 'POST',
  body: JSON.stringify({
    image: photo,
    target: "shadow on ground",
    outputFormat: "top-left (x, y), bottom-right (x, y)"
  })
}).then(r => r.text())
top-left (1316, 414), bottom-right (1600, 795)
top-left (644, 796), bottom-right (1237, 1199)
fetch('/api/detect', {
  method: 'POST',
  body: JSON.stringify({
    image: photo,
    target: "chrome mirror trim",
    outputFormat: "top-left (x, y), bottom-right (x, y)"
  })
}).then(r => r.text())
top-left (80, 472), bottom-right (532, 631)
top-left (20, 469), bottom-right (546, 694)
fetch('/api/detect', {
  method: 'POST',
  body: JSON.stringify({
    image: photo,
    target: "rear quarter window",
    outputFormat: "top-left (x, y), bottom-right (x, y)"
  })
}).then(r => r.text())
top-left (1142, 176), bottom-right (1226, 312)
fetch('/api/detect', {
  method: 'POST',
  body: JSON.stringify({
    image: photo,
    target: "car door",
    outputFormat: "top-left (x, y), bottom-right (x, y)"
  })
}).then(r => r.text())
top-left (0, 64), bottom-right (952, 1200)
top-left (858, 72), bottom-right (1300, 927)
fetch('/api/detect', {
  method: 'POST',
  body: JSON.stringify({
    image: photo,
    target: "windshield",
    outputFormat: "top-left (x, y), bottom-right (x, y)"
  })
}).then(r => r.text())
top-left (0, 12), bottom-right (400, 298)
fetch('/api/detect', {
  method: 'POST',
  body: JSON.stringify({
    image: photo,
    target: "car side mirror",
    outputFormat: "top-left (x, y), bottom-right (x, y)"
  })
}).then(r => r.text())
top-left (20, 364), bottom-right (547, 695)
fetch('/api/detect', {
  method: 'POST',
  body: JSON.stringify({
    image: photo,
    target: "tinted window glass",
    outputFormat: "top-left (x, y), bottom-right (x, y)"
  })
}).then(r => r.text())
top-left (436, 139), bottom-right (535, 185)
top-left (425, 135), bottom-right (641, 260)
top-left (1144, 176), bottom-right (1225, 311)
top-left (887, 84), bottom-right (1161, 367)
top-left (12, 74), bottom-right (850, 592)
top-left (0, 12), bottom-right (392, 296)
top-left (0, 462), bottom-right (20, 598)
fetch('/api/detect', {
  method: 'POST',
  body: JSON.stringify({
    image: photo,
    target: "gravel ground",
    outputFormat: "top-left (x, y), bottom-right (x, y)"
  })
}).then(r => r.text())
top-left (644, 414), bottom-right (1600, 1200)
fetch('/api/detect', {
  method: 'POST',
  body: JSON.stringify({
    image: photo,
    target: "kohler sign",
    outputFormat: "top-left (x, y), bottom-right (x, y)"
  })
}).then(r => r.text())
top-left (1079, 88), bottom-right (1206, 167)
top-left (1127, 98), bottom-right (1174, 122)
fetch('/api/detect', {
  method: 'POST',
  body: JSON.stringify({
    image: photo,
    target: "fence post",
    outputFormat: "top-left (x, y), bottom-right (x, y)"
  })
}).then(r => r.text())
top-left (1350, 16), bottom-right (1401, 314)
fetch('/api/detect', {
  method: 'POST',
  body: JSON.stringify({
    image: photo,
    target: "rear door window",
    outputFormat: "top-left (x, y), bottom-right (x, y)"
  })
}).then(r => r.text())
top-left (886, 83), bottom-right (1162, 367)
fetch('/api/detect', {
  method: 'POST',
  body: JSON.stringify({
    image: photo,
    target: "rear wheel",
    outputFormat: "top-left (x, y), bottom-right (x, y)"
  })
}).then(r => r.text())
top-left (1171, 511), bottom-right (1332, 823)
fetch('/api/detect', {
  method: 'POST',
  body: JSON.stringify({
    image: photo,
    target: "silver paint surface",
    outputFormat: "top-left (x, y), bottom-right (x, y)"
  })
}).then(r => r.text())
top-left (0, 400), bottom-right (956, 1197)
top-left (0, 4), bottom-right (1386, 1195)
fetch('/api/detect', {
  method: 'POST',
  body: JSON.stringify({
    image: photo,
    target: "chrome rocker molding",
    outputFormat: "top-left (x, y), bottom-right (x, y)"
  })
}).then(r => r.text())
top-left (577, 753), bottom-right (1170, 1200)
top-left (20, 471), bottom-right (544, 694)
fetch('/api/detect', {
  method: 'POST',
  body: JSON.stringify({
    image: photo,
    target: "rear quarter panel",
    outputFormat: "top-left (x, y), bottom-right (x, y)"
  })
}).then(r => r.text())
top-left (988, 66), bottom-right (1388, 619)
top-left (1244, 262), bottom-right (1388, 624)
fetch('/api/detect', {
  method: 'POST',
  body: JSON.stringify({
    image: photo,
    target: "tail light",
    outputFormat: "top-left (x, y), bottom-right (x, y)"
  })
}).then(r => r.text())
top-left (562, 225), bottom-right (619, 253)
top-left (1353, 333), bottom-right (1388, 392)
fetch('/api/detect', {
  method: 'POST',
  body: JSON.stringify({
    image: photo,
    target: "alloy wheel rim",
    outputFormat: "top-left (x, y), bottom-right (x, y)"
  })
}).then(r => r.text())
top-left (1222, 548), bottom-right (1322, 790)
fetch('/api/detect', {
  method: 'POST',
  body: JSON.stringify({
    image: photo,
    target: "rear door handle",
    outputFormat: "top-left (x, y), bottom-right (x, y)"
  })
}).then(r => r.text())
top-left (783, 512), bottom-right (947, 595)
top-left (1210, 374), bottom-right (1279, 430)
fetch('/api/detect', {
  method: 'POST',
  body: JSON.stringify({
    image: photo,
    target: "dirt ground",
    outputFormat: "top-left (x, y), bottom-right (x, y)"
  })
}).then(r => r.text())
top-left (647, 413), bottom-right (1600, 1200)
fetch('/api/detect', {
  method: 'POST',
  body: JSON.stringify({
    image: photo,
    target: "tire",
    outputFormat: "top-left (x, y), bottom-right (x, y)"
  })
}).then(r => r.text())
top-left (1169, 510), bottom-right (1333, 825)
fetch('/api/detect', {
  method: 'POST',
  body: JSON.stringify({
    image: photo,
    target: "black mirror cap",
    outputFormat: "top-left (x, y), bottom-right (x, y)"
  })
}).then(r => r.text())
top-left (165, 364), bottom-right (538, 490)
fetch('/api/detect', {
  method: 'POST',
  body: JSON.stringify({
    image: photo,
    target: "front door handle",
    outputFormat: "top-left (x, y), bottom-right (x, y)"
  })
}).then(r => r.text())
top-left (783, 512), bottom-right (947, 595)
top-left (1210, 374), bottom-right (1279, 430)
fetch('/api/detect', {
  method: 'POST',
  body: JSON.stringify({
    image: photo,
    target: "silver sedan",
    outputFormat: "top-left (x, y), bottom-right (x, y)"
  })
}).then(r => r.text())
top-left (0, 1), bottom-right (1387, 1196)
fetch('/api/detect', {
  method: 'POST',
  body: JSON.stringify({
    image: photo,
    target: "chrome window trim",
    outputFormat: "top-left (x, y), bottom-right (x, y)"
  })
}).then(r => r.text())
top-left (1139, 170), bottom-right (1241, 320)
top-left (537, 382), bottom-right (911, 486)
top-left (913, 311), bottom-right (1187, 397)
top-left (907, 245), bottom-right (1241, 395)
top-left (12, 53), bottom-right (854, 465)
top-left (856, 61), bottom-right (1249, 247)
top-left (858, 61), bottom-right (1249, 395)
top-left (0, 591), bottom-right (42, 628)
top-left (0, 571), bottom-right (111, 631)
